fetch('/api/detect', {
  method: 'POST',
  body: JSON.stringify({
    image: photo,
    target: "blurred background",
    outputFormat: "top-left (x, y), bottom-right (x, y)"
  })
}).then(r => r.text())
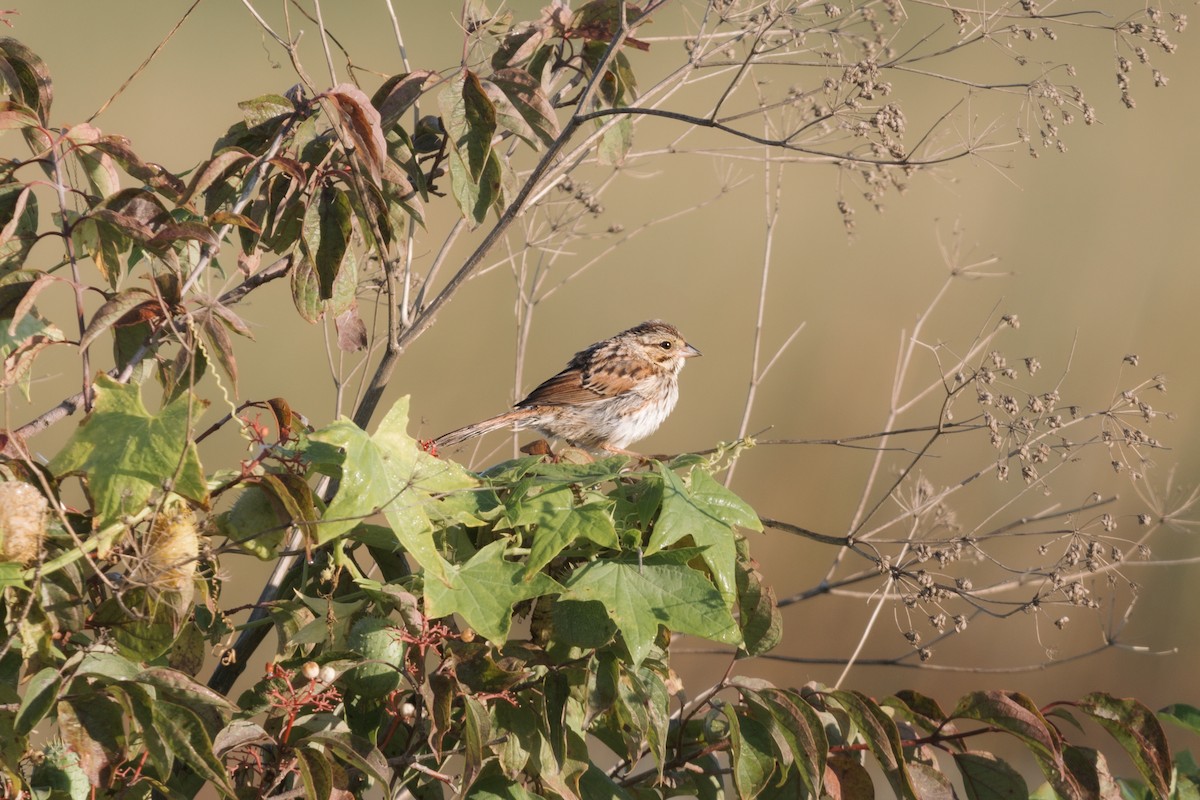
top-left (6, 0), bottom-right (1200, 771)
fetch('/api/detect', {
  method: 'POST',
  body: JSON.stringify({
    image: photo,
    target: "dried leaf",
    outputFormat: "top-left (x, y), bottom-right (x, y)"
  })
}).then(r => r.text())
top-left (325, 83), bottom-right (387, 186)
top-left (334, 302), bottom-right (367, 352)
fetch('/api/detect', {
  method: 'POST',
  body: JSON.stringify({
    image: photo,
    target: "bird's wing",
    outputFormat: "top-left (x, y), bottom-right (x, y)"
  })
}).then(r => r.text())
top-left (517, 359), bottom-right (642, 407)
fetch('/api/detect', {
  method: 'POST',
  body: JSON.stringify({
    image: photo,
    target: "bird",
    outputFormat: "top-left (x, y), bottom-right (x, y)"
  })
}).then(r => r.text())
top-left (432, 320), bottom-right (700, 454)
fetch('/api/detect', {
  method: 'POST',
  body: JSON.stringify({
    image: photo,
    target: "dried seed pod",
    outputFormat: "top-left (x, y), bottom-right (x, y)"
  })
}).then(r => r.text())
top-left (0, 481), bottom-right (48, 564)
top-left (144, 498), bottom-right (200, 602)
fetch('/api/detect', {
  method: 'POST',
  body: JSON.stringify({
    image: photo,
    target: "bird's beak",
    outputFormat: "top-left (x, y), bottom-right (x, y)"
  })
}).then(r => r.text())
top-left (682, 342), bottom-right (701, 358)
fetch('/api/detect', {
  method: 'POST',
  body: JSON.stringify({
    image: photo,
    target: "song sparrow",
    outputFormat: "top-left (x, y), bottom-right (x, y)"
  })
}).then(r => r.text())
top-left (433, 320), bottom-right (701, 453)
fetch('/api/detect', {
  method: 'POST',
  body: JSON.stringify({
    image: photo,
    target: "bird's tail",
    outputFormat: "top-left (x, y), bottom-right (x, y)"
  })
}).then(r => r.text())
top-left (431, 409), bottom-right (536, 449)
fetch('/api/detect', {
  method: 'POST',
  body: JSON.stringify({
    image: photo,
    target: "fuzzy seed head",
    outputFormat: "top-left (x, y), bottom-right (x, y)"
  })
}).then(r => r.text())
top-left (0, 481), bottom-right (48, 564)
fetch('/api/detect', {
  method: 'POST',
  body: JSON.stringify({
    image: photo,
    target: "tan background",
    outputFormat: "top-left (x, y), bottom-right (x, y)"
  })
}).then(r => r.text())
top-left (7, 0), bottom-right (1200, 774)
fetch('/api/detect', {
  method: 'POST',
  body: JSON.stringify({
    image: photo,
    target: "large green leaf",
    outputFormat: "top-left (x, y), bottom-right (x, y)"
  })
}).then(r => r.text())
top-left (424, 538), bottom-right (562, 643)
top-left (49, 375), bottom-right (208, 528)
top-left (646, 465), bottom-right (754, 606)
top-left (559, 550), bottom-right (741, 665)
top-left (520, 485), bottom-right (617, 575)
top-left (310, 397), bottom-right (497, 583)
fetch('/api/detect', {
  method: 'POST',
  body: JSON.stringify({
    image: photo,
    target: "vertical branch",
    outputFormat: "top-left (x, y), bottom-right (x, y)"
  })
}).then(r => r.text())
top-left (312, 0), bottom-right (339, 86)
top-left (48, 133), bottom-right (93, 410)
top-left (725, 152), bottom-right (781, 486)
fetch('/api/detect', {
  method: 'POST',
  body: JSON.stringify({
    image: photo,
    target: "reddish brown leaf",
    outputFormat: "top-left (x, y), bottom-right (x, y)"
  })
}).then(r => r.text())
top-left (325, 83), bottom-right (387, 186)
top-left (373, 70), bottom-right (438, 131)
top-left (147, 221), bottom-right (219, 250)
top-left (334, 303), bottom-right (367, 352)
top-left (178, 148), bottom-right (254, 208)
top-left (6, 271), bottom-right (56, 336)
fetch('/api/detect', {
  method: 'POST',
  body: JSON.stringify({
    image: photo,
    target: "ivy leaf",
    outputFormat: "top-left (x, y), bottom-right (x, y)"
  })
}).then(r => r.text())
top-left (560, 551), bottom-right (741, 665)
top-left (425, 539), bottom-right (562, 643)
top-left (310, 397), bottom-right (497, 584)
top-left (49, 374), bottom-right (208, 528)
top-left (489, 68), bottom-right (560, 148)
top-left (646, 464), bottom-right (743, 606)
top-left (520, 485), bottom-right (617, 576)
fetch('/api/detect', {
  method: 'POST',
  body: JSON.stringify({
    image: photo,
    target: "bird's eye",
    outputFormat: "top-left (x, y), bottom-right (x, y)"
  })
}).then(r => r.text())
top-left (659, 340), bottom-right (673, 350)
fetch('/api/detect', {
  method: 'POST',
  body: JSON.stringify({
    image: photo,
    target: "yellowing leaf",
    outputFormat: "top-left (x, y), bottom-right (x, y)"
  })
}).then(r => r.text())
top-left (49, 374), bottom-right (208, 528)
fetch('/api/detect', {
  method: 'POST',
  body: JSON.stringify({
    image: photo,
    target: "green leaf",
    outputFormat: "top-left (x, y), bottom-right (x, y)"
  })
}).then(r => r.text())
top-left (723, 703), bottom-right (778, 799)
top-left (29, 742), bottom-right (90, 800)
top-left (1079, 693), bottom-right (1172, 798)
top-left (521, 486), bottom-right (617, 575)
top-left (447, 141), bottom-right (503, 227)
top-left (952, 691), bottom-right (1079, 799)
top-left (462, 695), bottom-right (491, 791)
top-left (597, 115), bottom-right (632, 167)
top-left (0, 37), bottom-right (53, 124)
top-left (441, 71), bottom-right (503, 226)
top-left (735, 555), bottom-right (781, 657)
top-left (153, 699), bottom-right (236, 798)
top-left (90, 590), bottom-right (181, 661)
top-left (302, 185), bottom-right (353, 301)
top-left (425, 538), bottom-right (562, 643)
top-left (560, 551), bottom-right (741, 665)
top-left (754, 687), bottom-right (827, 797)
top-left (306, 730), bottom-right (391, 788)
top-left (310, 396), bottom-right (497, 583)
top-left (48, 374), bottom-right (208, 528)
top-left (296, 746), bottom-right (334, 800)
top-left (58, 694), bottom-right (125, 786)
top-left (109, 681), bottom-right (174, 781)
top-left (14, 666), bottom-right (60, 735)
top-left (646, 464), bottom-right (741, 605)
top-left (954, 751), bottom-right (1029, 800)
top-left (1160, 703), bottom-right (1200, 735)
top-left (133, 667), bottom-right (237, 734)
top-left (489, 68), bottom-right (560, 148)
top-left (465, 766), bottom-right (548, 799)
top-left (237, 93), bottom-right (293, 128)
top-left (831, 690), bottom-right (918, 800)
top-left (458, 71), bottom-right (497, 181)
top-left (289, 246), bottom-right (358, 323)
top-left (952, 690), bottom-right (1061, 763)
